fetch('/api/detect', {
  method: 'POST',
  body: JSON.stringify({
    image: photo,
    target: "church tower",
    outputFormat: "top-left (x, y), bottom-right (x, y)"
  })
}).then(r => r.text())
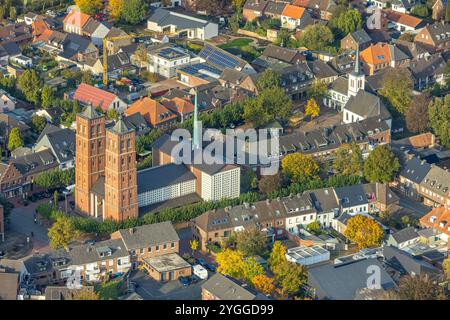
top-left (75, 105), bottom-right (106, 216)
top-left (348, 48), bottom-right (365, 97)
top-left (104, 116), bottom-right (138, 221)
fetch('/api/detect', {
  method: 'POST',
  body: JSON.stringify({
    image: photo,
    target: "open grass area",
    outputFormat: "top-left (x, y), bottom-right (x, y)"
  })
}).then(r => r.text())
top-left (218, 37), bottom-right (254, 49)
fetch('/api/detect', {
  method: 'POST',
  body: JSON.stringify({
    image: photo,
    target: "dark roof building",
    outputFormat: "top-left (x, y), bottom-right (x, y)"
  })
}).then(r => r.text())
top-left (202, 273), bottom-right (264, 300)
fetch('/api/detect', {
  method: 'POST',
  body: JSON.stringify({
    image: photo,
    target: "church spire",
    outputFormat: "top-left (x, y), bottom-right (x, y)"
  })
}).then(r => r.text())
top-left (348, 47), bottom-right (365, 97)
top-left (352, 47), bottom-right (362, 76)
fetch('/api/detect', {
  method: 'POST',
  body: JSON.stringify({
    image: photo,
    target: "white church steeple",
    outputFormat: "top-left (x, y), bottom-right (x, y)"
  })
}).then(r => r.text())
top-left (348, 47), bottom-right (365, 97)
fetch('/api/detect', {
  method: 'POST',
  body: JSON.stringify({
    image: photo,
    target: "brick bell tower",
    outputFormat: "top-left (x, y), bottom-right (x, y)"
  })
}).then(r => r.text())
top-left (104, 116), bottom-right (138, 221)
top-left (75, 106), bottom-right (106, 216)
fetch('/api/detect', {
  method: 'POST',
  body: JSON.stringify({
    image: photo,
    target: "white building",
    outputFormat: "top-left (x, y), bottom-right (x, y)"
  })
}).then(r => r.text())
top-left (285, 245), bottom-right (330, 266)
top-left (137, 164), bottom-right (197, 207)
top-left (11, 55), bottom-right (32, 68)
top-left (147, 8), bottom-right (218, 40)
top-left (144, 45), bottom-right (192, 78)
top-left (0, 89), bottom-right (16, 112)
top-left (200, 165), bottom-right (241, 202)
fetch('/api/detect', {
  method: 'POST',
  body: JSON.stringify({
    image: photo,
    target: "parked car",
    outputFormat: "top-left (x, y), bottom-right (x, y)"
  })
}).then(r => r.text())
top-left (205, 264), bottom-right (216, 272)
top-left (196, 258), bottom-right (206, 267)
top-left (178, 276), bottom-right (190, 287)
top-left (192, 264), bottom-right (208, 280)
top-left (190, 275), bottom-right (199, 284)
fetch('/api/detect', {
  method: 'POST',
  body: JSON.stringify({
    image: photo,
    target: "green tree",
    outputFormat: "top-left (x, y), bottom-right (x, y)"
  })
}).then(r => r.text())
top-left (69, 288), bottom-right (100, 300)
top-left (7, 127), bottom-right (23, 151)
top-left (395, 274), bottom-right (447, 300)
top-left (258, 173), bottom-right (283, 195)
top-left (332, 9), bottom-right (362, 37)
top-left (428, 95), bottom-right (450, 148)
top-left (411, 4), bottom-right (429, 18)
top-left (256, 69), bottom-right (281, 92)
top-left (235, 229), bottom-right (268, 257)
top-left (106, 108), bottom-right (119, 120)
top-left (307, 80), bottom-right (328, 99)
top-left (242, 257), bottom-right (264, 283)
top-left (379, 69), bottom-right (413, 115)
top-left (18, 69), bottom-right (42, 104)
top-left (333, 142), bottom-right (363, 176)
top-left (275, 261), bottom-right (307, 295)
top-left (299, 24), bottom-right (334, 51)
top-left (80, 70), bottom-right (94, 85)
top-left (31, 115), bottom-right (47, 134)
top-left (121, 0), bottom-right (147, 25)
top-left (268, 241), bottom-right (287, 273)
top-left (446, 4), bottom-right (450, 22)
top-left (72, 100), bottom-right (80, 117)
top-left (364, 145), bottom-right (399, 183)
top-left (443, 256), bottom-right (450, 280)
top-left (53, 191), bottom-right (59, 210)
top-left (41, 85), bottom-right (53, 109)
top-left (48, 216), bottom-right (79, 249)
top-left (306, 221), bottom-right (321, 233)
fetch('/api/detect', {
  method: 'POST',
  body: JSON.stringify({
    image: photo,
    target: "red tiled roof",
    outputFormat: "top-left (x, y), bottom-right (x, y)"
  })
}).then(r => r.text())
top-left (63, 10), bottom-right (91, 29)
top-left (282, 4), bottom-right (306, 19)
top-left (125, 97), bottom-right (177, 126)
top-left (73, 83), bottom-right (117, 112)
top-left (385, 10), bottom-right (423, 28)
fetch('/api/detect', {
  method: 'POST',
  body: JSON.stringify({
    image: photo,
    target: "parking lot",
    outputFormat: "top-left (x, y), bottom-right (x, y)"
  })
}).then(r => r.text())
top-left (130, 270), bottom-right (208, 300)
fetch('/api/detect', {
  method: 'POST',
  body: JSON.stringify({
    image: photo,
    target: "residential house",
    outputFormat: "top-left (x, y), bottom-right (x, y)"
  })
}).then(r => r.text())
top-left (72, 83), bottom-right (127, 112)
top-left (271, 62), bottom-right (314, 100)
top-left (414, 21), bottom-right (450, 52)
top-left (307, 60), bottom-right (339, 84)
top-left (0, 205), bottom-right (4, 242)
top-left (0, 271), bottom-right (19, 300)
top-left (343, 90), bottom-right (391, 127)
top-left (202, 273), bottom-right (263, 300)
top-left (264, 1), bottom-right (289, 19)
top-left (340, 29), bottom-right (372, 51)
top-left (0, 42), bottom-right (21, 66)
top-left (11, 55), bottom-right (33, 68)
top-left (82, 19), bottom-right (111, 48)
top-left (384, 10), bottom-right (424, 33)
top-left (111, 221), bottom-right (180, 268)
top-left (56, 33), bottom-right (99, 64)
top-left (420, 207), bottom-right (450, 247)
top-left (0, 149), bottom-right (58, 199)
top-left (106, 52), bottom-right (136, 79)
top-left (198, 43), bottom-right (256, 74)
top-left (308, 258), bottom-right (396, 300)
top-left (177, 63), bottom-right (222, 87)
top-left (392, 39), bottom-right (431, 60)
top-left (0, 89), bottom-right (17, 112)
top-left (417, 165), bottom-right (450, 207)
top-left (398, 156), bottom-right (432, 201)
top-left (293, 0), bottom-right (337, 20)
top-left (360, 43), bottom-right (410, 75)
top-left (63, 10), bottom-right (92, 35)
top-left (382, 245), bottom-right (441, 278)
top-left (391, 0), bottom-right (416, 13)
top-left (125, 97), bottom-right (177, 128)
top-left (0, 23), bottom-right (32, 46)
top-left (105, 27), bottom-right (132, 55)
top-left (219, 69), bottom-right (259, 94)
top-left (243, 0), bottom-right (269, 21)
top-left (160, 96), bottom-right (195, 122)
top-left (34, 124), bottom-right (76, 170)
top-left (281, 4), bottom-right (312, 30)
top-left (386, 227), bottom-right (421, 249)
top-left (145, 44), bottom-right (192, 78)
top-left (259, 44), bottom-right (306, 65)
top-left (147, 8), bottom-right (219, 40)
top-left (408, 54), bottom-right (446, 90)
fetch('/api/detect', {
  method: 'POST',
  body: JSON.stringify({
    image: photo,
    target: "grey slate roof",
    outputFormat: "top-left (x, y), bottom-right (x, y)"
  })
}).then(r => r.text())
top-left (36, 124), bottom-right (76, 164)
top-left (305, 188), bottom-right (339, 213)
top-left (350, 29), bottom-right (371, 44)
top-left (419, 165), bottom-right (450, 197)
top-left (382, 246), bottom-right (440, 276)
top-left (116, 221), bottom-right (180, 251)
top-left (264, 1), bottom-right (287, 15)
top-left (149, 8), bottom-right (210, 29)
top-left (330, 76), bottom-right (348, 94)
top-left (10, 149), bottom-right (56, 175)
top-left (307, 60), bottom-right (338, 80)
top-left (109, 116), bottom-right (132, 134)
top-left (79, 105), bottom-right (102, 119)
top-left (409, 54), bottom-right (445, 80)
top-left (137, 163), bottom-right (195, 193)
top-left (390, 227), bottom-right (420, 244)
top-left (344, 90), bottom-right (391, 121)
top-left (202, 273), bottom-right (258, 300)
top-left (308, 258), bottom-right (396, 300)
top-left (400, 157), bottom-right (432, 184)
top-left (67, 238), bottom-right (128, 266)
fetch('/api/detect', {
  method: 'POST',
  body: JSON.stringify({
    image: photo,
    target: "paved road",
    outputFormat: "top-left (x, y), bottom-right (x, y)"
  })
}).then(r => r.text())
top-left (9, 200), bottom-right (51, 254)
top-left (395, 192), bottom-right (431, 219)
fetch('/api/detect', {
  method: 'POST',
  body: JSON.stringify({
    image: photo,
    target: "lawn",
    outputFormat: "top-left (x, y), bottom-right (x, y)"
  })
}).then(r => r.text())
top-left (218, 38), bottom-right (254, 49)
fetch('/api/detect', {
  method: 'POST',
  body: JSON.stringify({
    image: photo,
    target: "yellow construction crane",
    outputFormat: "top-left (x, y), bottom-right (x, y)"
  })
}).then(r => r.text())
top-left (102, 33), bottom-right (148, 87)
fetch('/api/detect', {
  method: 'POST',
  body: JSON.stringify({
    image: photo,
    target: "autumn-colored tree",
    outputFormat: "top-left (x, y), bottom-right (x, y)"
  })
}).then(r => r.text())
top-left (364, 145), bottom-right (400, 183)
top-left (69, 288), bottom-right (100, 300)
top-left (216, 248), bottom-right (246, 279)
top-left (75, 0), bottom-right (102, 15)
top-left (443, 256), bottom-right (450, 280)
top-left (190, 239), bottom-right (199, 256)
top-left (343, 215), bottom-right (384, 249)
top-left (281, 153), bottom-right (320, 183)
top-left (268, 241), bottom-right (287, 274)
top-left (48, 216), bottom-right (80, 249)
top-left (275, 261), bottom-right (307, 295)
top-left (135, 44), bottom-right (148, 73)
top-left (258, 173), bottom-right (283, 195)
top-left (304, 98), bottom-right (320, 119)
top-left (395, 274), bottom-right (447, 300)
top-left (405, 93), bottom-right (430, 133)
top-left (108, 0), bottom-right (124, 19)
top-left (242, 257), bottom-right (264, 282)
top-left (106, 108), bottom-right (119, 120)
top-left (232, 0), bottom-right (246, 10)
top-left (333, 142), bottom-right (363, 176)
top-left (235, 229), bottom-right (268, 257)
top-left (252, 274), bottom-right (275, 295)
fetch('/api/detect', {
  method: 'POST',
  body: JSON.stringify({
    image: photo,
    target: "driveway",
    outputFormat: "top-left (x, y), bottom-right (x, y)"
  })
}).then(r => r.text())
top-left (131, 270), bottom-right (206, 300)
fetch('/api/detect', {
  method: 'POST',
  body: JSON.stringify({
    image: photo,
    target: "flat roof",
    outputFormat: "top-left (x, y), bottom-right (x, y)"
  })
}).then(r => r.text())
top-left (143, 253), bottom-right (191, 273)
top-left (286, 245), bottom-right (329, 260)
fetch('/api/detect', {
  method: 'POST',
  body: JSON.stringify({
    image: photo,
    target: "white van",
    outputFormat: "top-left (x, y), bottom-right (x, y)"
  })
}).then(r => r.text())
top-left (192, 264), bottom-right (208, 280)
top-left (63, 184), bottom-right (75, 195)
